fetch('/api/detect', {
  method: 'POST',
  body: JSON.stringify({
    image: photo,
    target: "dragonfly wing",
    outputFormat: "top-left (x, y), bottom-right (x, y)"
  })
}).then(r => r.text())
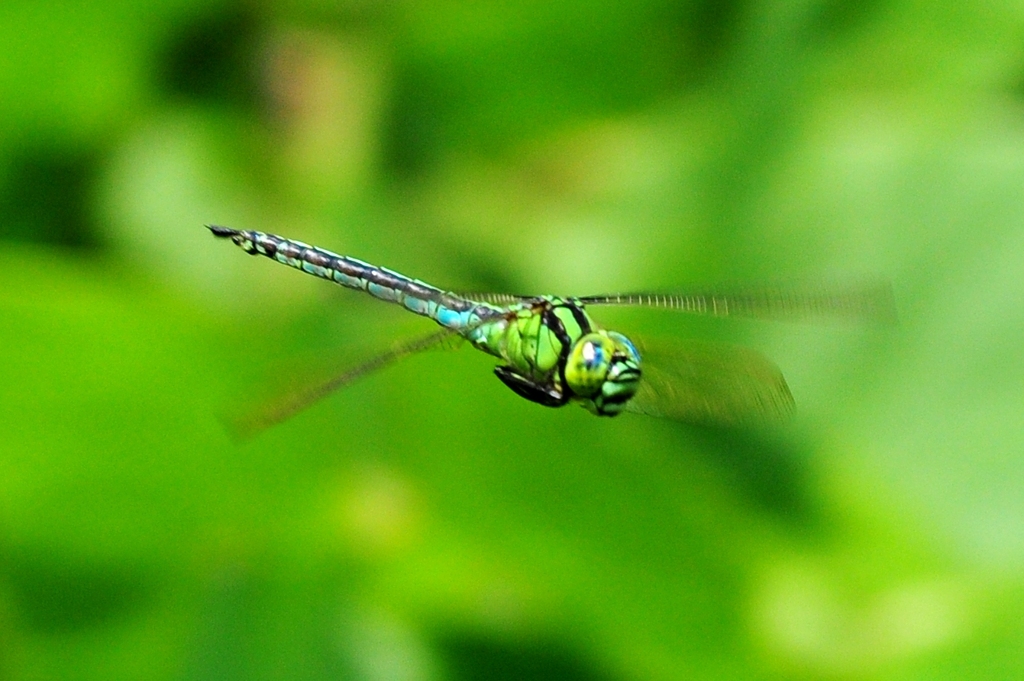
top-left (626, 338), bottom-right (795, 427)
top-left (457, 292), bottom-right (538, 306)
top-left (227, 329), bottom-right (464, 439)
top-left (579, 283), bottom-right (897, 324)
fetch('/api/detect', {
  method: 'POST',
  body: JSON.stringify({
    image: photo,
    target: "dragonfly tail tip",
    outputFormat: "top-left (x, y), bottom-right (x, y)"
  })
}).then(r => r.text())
top-left (207, 224), bottom-right (240, 238)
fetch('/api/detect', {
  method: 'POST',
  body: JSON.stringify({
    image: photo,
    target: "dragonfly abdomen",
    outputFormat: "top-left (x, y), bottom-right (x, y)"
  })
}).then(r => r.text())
top-left (209, 226), bottom-right (503, 332)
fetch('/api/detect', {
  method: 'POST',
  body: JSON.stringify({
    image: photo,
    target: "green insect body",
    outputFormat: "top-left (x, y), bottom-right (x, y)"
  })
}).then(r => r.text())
top-left (470, 297), bottom-right (642, 416)
top-left (209, 224), bottom-right (892, 434)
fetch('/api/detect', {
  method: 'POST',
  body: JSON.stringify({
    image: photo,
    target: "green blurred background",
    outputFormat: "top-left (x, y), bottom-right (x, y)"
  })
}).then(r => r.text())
top-left (2, 1), bottom-right (1024, 679)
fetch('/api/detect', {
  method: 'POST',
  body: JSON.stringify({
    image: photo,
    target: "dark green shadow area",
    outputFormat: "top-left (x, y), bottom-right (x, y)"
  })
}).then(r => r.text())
top-left (684, 424), bottom-right (814, 524)
top-left (437, 631), bottom-right (618, 681)
top-left (0, 143), bottom-right (101, 248)
top-left (157, 6), bottom-right (262, 110)
top-left (1, 544), bottom-right (149, 634)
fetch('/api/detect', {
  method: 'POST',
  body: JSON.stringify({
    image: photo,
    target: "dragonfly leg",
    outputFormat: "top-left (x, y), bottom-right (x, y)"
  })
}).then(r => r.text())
top-left (494, 366), bottom-right (567, 408)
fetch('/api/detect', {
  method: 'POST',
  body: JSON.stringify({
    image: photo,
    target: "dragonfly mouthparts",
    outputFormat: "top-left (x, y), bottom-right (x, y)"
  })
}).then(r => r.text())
top-left (207, 224), bottom-right (241, 238)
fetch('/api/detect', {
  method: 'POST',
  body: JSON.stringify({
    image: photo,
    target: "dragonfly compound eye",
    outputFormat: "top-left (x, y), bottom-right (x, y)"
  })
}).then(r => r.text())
top-left (565, 333), bottom-right (615, 397)
top-left (590, 332), bottom-right (642, 416)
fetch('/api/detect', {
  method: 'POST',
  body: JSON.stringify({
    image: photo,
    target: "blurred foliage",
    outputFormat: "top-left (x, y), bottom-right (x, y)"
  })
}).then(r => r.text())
top-left (2, 0), bottom-right (1024, 679)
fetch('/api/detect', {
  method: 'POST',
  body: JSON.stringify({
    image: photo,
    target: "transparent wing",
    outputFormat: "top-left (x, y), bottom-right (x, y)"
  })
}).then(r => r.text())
top-left (626, 337), bottom-right (795, 427)
top-left (579, 283), bottom-right (897, 324)
top-left (458, 292), bottom-right (537, 306)
top-left (226, 329), bottom-right (464, 440)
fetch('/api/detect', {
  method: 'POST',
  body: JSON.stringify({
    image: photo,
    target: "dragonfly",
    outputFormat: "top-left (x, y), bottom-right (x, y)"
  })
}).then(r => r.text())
top-left (209, 225), bottom-right (895, 435)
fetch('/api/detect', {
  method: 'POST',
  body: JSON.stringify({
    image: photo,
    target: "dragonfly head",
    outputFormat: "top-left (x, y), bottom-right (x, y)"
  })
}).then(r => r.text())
top-left (565, 331), bottom-right (642, 416)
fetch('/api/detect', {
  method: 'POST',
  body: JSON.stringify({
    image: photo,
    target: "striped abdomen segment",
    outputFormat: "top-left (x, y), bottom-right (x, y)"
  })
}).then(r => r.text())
top-left (209, 226), bottom-right (501, 331)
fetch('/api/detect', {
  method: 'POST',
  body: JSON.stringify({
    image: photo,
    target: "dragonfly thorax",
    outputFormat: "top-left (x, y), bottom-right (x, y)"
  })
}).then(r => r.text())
top-left (480, 296), bottom-right (643, 416)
